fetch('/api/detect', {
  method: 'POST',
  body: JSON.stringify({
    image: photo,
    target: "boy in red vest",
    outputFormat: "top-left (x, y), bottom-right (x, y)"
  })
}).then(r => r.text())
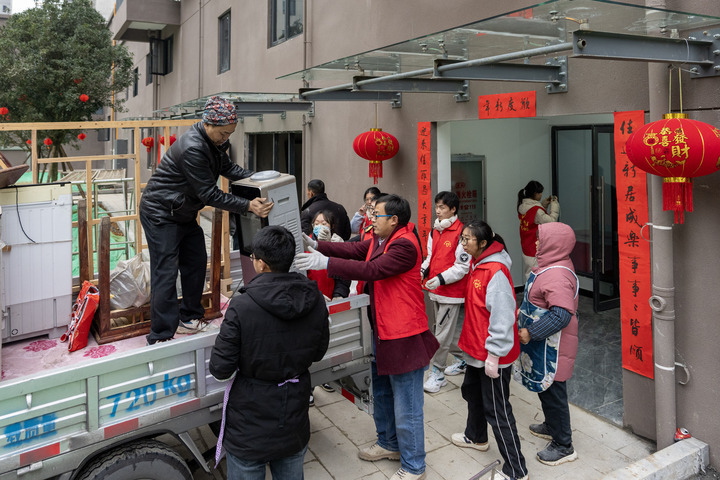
top-left (296, 194), bottom-right (438, 480)
top-left (421, 191), bottom-right (470, 393)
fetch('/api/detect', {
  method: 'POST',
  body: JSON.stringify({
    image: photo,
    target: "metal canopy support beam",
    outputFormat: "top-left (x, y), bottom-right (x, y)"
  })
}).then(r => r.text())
top-left (351, 75), bottom-right (466, 94)
top-left (352, 76), bottom-right (469, 102)
top-left (232, 101), bottom-right (313, 114)
top-left (433, 57), bottom-right (568, 94)
top-left (299, 88), bottom-right (402, 107)
top-left (572, 30), bottom-right (716, 66)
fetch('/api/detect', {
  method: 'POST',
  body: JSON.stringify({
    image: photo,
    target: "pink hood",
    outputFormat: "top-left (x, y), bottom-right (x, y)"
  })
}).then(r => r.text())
top-left (530, 222), bottom-right (579, 381)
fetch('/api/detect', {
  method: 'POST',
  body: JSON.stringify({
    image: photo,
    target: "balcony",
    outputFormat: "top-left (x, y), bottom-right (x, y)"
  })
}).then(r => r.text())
top-left (111, 0), bottom-right (180, 42)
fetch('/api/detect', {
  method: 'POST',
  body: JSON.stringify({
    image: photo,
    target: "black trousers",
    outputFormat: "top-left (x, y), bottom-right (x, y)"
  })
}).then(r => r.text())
top-left (140, 212), bottom-right (207, 343)
top-left (461, 365), bottom-right (527, 479)
top-left (538, 380), bottom-right (572, 446)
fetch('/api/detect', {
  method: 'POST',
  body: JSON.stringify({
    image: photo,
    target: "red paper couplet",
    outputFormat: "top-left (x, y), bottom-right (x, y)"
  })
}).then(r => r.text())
top-left (614, 111), bottom-right (653, 379)
top-left (417, 122), bottom-right (432, 249)
top-left (478, 91), bottom-right (536, 119)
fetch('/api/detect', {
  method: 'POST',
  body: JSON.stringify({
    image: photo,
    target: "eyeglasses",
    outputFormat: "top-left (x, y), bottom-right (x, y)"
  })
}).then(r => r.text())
top-left (460, 236), bottom-right (475, 245)
top-left (371, 213), bottom-right (393, 219)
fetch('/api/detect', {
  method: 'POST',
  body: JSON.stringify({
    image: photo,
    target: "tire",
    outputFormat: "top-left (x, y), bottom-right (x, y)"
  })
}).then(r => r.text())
top-left (75, 439), bottom-right (192, 480)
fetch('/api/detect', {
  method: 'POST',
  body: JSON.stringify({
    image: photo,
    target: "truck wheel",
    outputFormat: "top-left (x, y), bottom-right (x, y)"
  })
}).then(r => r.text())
top-left (75, 439), bottom-right (192, 480)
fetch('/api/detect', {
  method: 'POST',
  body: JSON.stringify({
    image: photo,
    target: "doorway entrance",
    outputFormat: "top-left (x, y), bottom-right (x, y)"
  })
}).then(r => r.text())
top-left (552, 125), bottom-right (619, 312)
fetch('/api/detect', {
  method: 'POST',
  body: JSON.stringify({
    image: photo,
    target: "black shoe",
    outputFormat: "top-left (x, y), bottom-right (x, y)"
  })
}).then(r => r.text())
top-left (309, 394), bottom-right (315, 407)
top-left (537, 441), bottom-right (578, 466)
top-left (320, 383), bottom-right (335, 393)
top-left (529, 422), bottom-right (552, 440)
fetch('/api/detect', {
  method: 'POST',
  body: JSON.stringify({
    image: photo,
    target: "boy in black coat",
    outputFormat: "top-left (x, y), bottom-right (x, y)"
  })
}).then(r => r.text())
top-left (210, 226), bottom-right (329, 479)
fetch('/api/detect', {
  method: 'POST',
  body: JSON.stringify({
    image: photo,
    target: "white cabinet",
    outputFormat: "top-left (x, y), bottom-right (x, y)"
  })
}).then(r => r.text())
top-left (0, 184), bottom-right (73, 343)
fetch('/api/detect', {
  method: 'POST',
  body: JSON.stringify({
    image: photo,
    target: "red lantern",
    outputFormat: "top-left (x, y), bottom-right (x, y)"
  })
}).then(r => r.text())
top-left (26, 139), bottom-right (32, 145)
top-left (78, 133), bottom-right (86, 141)
top-left (0, 107), bottom-right (8, 116)
top-left (625, 113), bottom-right (720, 223)
top-left (79, 94), bottom-right (89, 103)
top-left (74, 78), bottom-right (82, 84)
top-left (353, 128), bottom-right (399, 184)
top-left (43, 138), bottom-right (53, 146)
top-left (159, 134), bottom-right (176, 147)
top-left (141, 136), bottom-right (154, 153)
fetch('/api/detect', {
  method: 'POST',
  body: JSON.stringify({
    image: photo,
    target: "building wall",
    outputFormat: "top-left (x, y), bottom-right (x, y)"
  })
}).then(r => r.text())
top-left (108, 0), bottom-right (720, 467)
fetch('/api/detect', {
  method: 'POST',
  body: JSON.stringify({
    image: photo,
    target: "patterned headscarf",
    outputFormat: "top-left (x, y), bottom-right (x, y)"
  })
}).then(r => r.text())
top-left (202, 96), bottom-right (238, 125)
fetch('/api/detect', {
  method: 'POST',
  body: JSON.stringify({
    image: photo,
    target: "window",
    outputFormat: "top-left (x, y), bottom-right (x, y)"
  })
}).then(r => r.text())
top-left (218, 11), bottom-right (231, 73)
top-left (149, 36), bottom-right (172, 75)
top-left (132, 68), bottom-right (138, 97)
top-left (145, 54), bottom-right (153, 85)
top-left (270, 0), bottom-right (303, 45)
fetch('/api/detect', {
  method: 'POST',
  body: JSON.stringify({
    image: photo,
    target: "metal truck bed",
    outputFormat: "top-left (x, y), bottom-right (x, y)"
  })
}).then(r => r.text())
top-left (0, 294), bottom-right (371, 479)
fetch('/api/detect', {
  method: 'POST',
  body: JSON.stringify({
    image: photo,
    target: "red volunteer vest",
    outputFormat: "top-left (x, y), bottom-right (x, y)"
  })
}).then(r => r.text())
top-left (424, 221), bottom-right (467, 299)
top-left (458, 260), bottom-right (520, 364)
top-left (366, 223), bottom-right (428, 340)
top-left (519, 205), bottom-right (543, 256)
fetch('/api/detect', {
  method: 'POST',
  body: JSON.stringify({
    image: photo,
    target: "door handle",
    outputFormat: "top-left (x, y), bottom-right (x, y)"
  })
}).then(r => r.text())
top-left (600, 176), bottom-right (605, 273)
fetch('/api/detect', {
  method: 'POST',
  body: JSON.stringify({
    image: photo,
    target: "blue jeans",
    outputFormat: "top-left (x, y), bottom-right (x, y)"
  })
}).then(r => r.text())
top-left (225, 445), bottom-right (307, 480)
top-left (371, 361), bottom-right (426, 475)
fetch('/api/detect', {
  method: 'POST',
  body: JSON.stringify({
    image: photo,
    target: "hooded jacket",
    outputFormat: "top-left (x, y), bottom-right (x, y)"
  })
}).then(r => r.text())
top-left (459, 241), bottom-right (520, 367)
top-left (140, 122), bottom-right (252, 225)
top-left (209, 272), bottom-right (330, 461)
top-left (530, 222), bottom-right (579, 382)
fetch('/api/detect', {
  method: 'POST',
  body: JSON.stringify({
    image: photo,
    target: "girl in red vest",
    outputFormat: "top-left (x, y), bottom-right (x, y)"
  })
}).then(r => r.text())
top-left (452, 221), bottom-right (528, 480)
top-left (517, 180), bottom-right (559, 282)
top-left (306, 210), bottom-right (349, 300)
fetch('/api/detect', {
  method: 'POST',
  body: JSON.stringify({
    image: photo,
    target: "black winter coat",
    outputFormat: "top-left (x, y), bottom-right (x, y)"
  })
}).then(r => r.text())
top-left (209, 272), bottom-right (330, 461)
top-left (140, 122), bottom-right (252, 225)
top-left (300, 193), bottom-right (352, 240)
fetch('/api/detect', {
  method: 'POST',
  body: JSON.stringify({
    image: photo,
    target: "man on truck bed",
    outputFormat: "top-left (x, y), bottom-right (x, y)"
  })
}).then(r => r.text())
top-left (209, 226), bottom-right (329, 479)
top-left (139, 96), bottom-right (273, 345)
top-left (296, 194), bottom-right (439, 480)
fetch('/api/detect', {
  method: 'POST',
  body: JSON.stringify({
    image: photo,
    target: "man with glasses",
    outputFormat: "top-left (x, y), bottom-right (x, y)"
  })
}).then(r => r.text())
top-left (421, 191), bottom-right (471, 393)
top-left (296, 194), bottom-right (438, 480)
top-left (210, 226), bottom-right (329, 479)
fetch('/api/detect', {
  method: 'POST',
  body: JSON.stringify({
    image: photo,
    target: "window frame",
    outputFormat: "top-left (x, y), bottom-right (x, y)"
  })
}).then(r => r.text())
top-left (218, 10), bottom-right (231, 74)
top-left (270, 0), bottom-right (303, 46)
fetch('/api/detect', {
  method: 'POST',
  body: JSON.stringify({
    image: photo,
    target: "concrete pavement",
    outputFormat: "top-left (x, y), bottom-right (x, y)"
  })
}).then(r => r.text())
top-left (298, 372), bottom-right (654, 480)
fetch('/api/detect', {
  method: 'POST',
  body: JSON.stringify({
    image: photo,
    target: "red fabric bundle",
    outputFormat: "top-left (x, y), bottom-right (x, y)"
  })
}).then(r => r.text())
top-left (60, 281), bottom-right (99, 352)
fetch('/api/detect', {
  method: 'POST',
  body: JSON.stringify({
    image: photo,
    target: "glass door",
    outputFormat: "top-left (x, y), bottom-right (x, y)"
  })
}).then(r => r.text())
top-left (553, 126), bottom-right (619, 312)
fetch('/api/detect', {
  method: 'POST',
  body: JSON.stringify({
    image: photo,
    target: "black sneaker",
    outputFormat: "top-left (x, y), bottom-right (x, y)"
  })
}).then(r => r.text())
top-left (537, 441), bottom-right (578, 466)
top-left (309, 394), bottom-right (315, 407)
top-left (529, 422), bottom-right (552, 440)
top-left (320, 383), bottom-right (335, 392)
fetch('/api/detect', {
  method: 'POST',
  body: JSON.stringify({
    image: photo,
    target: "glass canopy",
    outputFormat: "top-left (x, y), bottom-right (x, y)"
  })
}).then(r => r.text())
top-left (279, 0), bottom-right (720, 82)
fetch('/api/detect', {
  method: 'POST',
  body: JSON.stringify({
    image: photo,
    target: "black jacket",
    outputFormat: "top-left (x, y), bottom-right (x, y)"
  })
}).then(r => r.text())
top-left (300, 193), bottom-right (352, 240)
top-left (209, 272), bottom-right (330, 461)
top-left (140, 122), bottom-right (252, 224)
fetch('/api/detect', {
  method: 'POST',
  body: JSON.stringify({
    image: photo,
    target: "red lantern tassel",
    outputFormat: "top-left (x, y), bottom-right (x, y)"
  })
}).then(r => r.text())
top-left (369, 160), bottom-right (383, 185)
top-left (663, 177), bottom-right (692, 224)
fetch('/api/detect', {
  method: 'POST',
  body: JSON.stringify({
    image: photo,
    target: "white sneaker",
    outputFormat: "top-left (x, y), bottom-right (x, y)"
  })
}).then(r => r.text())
top-left (444, 359), bottom-right (467, 376)
top-left (176, 319), bottom-right (217, 334)
top-left (495, 470), bottom-right (529, 480)
top-left (451, 432), bottom-right (489, 452)
top-left (358, 443), bottom-right (401, 461)
top-left (423, 370), bottom-right (448, 393)
top-left (390, 467), bottom-right (426, 480)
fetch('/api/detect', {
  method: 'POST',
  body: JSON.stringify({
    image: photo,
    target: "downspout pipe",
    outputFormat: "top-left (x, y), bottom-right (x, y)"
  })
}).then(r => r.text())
top-left (646, 0), bottom-right (677, 451)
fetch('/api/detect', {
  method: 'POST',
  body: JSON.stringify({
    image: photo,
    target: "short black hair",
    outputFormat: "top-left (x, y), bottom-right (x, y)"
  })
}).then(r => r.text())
top-left (376, 194), bottom-right (411, 226)
top-left (307, 179), bottom-right (325, 195)
top-left (312, 209), bottom-right (337, 234)
top-left (434, 191), bottom-right (459, 213)
top-left (363, 186), bottom-right (381, 200)
top-left (251, 226), bottom-right (296, 273)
